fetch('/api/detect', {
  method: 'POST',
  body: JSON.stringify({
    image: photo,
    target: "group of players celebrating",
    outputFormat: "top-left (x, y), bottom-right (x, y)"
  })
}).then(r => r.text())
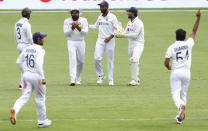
top-left (9, 0), bottom-right (201, 128)
top-left (64, 1), bottom-right (144, 87)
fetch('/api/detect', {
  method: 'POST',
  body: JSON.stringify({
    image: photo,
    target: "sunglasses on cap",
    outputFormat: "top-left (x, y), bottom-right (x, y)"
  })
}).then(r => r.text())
top-left (71, 10), bottom-right (79, 14)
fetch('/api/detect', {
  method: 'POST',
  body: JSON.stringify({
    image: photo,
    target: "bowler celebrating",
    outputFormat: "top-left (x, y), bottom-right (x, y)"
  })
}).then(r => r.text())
top-left (64, 7), bottom-right (88, 86)
top-left (164, 9), bottom-right (201, 124)
top-left (89, 1), bottom-right (118, 86)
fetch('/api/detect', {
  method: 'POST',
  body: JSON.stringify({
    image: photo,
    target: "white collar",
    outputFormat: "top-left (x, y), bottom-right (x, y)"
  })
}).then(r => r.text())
top-left (22, 17), bottom-right (29, 22)
top-left (131, 17), bottom-right (138, 23)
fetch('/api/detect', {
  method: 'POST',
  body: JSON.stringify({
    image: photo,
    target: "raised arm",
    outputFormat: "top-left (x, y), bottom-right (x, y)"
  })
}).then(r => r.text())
top-left (190, 9), bottom-right (201, 39)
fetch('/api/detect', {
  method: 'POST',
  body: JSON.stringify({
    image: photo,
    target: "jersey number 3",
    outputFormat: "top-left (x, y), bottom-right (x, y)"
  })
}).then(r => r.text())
top-left (17, 27), bottom-right (21, 39)
top-left (176, 50), bottom-right (189, 62)
top-left (25, 54), bottom-right (35, 68)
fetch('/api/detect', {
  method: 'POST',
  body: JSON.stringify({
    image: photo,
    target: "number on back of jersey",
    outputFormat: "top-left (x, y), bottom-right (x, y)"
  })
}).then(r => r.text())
top-left (16, 23), bottom-right (23, 40)
top-left (25, 54), bottom-right (35, 68)
top-left (176, 50), bottom-right (189, 62)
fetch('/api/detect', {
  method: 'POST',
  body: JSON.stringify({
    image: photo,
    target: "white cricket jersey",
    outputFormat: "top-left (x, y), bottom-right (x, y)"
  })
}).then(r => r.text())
top-left (89, 12), bottom-right (118, 39)
top-left (165, 37), bottom-right (194, 70)
top-left (63, 17), bottom-right (88, 41)
top-left (14, 17), bottom-right (33, 45)
top-left (125, 17), bottom-right (144, 45)
top-left (16, 44), bottom-right (46, 79)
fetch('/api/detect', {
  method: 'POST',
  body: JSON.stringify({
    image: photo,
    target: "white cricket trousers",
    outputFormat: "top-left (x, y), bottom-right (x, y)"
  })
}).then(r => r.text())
top-left (94, 38), bottom-right (115, 81)
top-left (128, 44), bottom-right (144, 81)
top-left (170, 69), bottom-right (190, 109)
top-left (17, 44), bottom-right (30, 87)
top-left (67, 40), bottom-right (85, 82)
top-left (13, 72), bottom-right (47, 124)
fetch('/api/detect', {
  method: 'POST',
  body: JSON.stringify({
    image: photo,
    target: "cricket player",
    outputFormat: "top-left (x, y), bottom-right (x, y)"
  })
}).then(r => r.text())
top-left (164, 9), bottom-right (201, 124)
top-left (89, 1), bottom-right (118, 86)
top-left (10, 32), bottom-right (51, 128)
top-left (64, 7), bottom-right (88, 86)
top-left (116, 7), bottom-right (144, 86)
top-left (14, 8), bottom-right (33, 90)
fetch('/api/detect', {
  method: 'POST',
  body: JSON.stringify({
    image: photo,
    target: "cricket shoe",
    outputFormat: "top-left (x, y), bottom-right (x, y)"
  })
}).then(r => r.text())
top-left (176, 116), bottom-right (182, 124)
top-left (178, 104), bottom-right (186, 121)
top-left (10, 109), bottom-right (16, 125)
top-left (38, 119), bottom-right (52, 128)
top-left (70, 83), bottom-right (75, 86)
top-left (128, 80), bottom-right (140, 86)
top-left (76, 79), bottom-right (81, 85)
top-left (70, 80), bottom-right (75, 86)
top-left (18, 85), bottom-right (22, 90)
top-left (97, 76), bottom-right (105, 84)
top-left (109, 80), bottom-right (114, 86)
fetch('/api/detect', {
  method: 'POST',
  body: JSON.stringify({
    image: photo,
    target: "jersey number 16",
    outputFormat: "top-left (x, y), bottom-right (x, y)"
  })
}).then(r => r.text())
top-left (25, 54), bottom-right (35, 68)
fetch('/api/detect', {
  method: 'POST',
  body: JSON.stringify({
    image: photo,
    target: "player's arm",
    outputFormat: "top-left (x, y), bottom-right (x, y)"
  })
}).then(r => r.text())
top-left (164, 58), bottom-right (171, 70)
top-left (63, 20), bottom-right (73, 36)
top-left (164, 47), bottom-right (172, 70)
top-left (37, 50), bottom-right (46, 84)
top-left (104, 35), bottom-right (114, 43)
top-left (89, 17), bottom-right (99, 30)
top-left (190, 9), bottom-right (201, 39)
top-left (14, 26), bottom-right (18, 44)
top-left (26, 24), bottom-right (33, 44)
top-left (104, 16), bottom-right (118, 43)
top-left (125, 21), bottom-right (142, 38)
top-left (80, 19), bottom-right (89, 35)
top-left (16, 52), bottom-right (24, 72)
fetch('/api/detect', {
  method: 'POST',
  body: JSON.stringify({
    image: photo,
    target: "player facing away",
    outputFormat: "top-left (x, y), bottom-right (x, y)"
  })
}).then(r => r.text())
top-left (10, 32), bottom-right (51, 128)
top-left (89, 1), bottom-right (118, 86)
top-left (164, 9), bottom-right (201, 124)
top-left (64, 7), bottom-right (88, 86)
top-left (116, 7), bottom-right (144, 86)
top-left (14, 8), bottom-right (33, 90)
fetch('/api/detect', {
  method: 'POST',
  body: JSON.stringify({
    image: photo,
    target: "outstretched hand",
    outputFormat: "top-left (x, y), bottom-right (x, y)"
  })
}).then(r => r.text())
top-left (196, 9), bottom-right (201, 17)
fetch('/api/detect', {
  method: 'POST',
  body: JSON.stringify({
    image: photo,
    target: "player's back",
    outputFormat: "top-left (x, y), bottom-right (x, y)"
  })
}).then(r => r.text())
top-left (14, 18), bottom-right (32, 44)
top-left (166, 38), bottom-right (194, 70)
top-left (20, 44), bottom-right (45, 74)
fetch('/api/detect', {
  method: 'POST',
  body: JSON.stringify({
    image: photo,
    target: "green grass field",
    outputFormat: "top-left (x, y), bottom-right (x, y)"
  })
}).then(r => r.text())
top-left (0, 10), bottom-right (208, 131)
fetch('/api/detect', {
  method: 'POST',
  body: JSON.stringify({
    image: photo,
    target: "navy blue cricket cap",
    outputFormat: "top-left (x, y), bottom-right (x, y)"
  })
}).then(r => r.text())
top-left (126, 7), bottom-right (138, 14)
top-left (98, 1), bottom-right (109, 7)
top-left (33, 32), bottom-right (47, 43)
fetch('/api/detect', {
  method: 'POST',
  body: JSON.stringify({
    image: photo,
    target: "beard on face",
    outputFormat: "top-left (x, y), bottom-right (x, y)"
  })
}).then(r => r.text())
top-left (72, 15), bottom-right (79, 21)
top-left (128, 14), bottom-right (132, 19)
top-left (101, 8), bottom-right (107, 14)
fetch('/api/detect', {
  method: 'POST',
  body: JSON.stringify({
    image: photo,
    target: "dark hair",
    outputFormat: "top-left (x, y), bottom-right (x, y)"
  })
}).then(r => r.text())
top-left (176, 29), bottom-right (186, 41)
top-left (22, 8), bottom-right (31, 17)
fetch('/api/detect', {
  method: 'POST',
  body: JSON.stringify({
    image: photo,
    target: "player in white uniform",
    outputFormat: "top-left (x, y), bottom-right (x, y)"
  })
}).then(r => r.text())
top-left (89, 1), bottom-right (118, 86)
top-left (164, 9), bottom-right (201, 124)
top-left (116, 7), bottom-right (144, 86)
top-left (64, 7), bottom-right (88, 86)
top-left (14, 8), bottom-right (33, 90)
top-left (10, 32), bottom-right (51, 128)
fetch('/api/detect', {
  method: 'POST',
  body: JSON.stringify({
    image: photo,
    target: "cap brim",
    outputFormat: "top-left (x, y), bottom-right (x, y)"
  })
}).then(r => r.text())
top-left (41, 34), bottom-right (47, 38)
top-left (126, 9), bottom-right (130, 12)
